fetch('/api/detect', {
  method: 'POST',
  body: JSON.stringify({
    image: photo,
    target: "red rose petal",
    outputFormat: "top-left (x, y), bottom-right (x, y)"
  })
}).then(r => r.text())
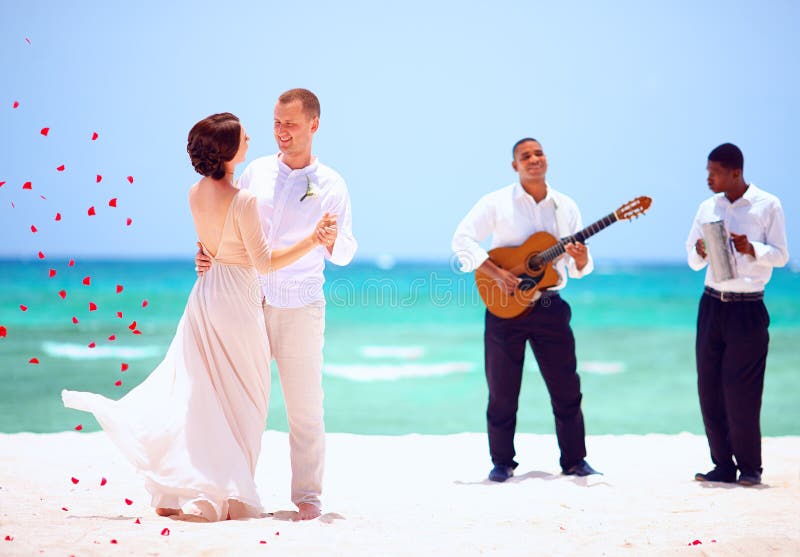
top-left (55, 212), bottom-right (62, 221)
top-left (0, 181), bottom-right (5, 188)
top-left (117, 311), bottom-right (123, 318)
top-left (121, 362), bottom-right (129, 372)
top-left (74, 424), bottom-right (83, 431)
top-left (30, 225), bottom-right (37, 233)
top-left (108, 334), bottom-right (116, 341)
top-left (124, 498), bottom-right (133, 505)
top-left (142, 300), bottom-right (149, 308)
top-left (100, 477), bottom-right (107, 486)
top-left (72, 316), bottom-right (79, 324)
top-left (91, 132), bottom-right (99, 141)
top-left (96, 174), bottom-right (102, 183)
top-left (68, 259), bottom-right (75, 267)
top-left (88, 342), bottom-right (96, 348)
top-left (128, 320), bottom-right (137, 330)
top-left (71, 477), bottom-right (79, 484)
top-left (127, 176), bottom-right (134, 184)
top-left (12, 101), bottom-right (19, 108)
top-left (58, 290), bottom-right (67, 299)
top-left (110, 539), bottom-right (118, 544)
top-left (40, 194), bottom-right (47, 200)
top-left (25, 37), bottom-right (31, 44)
top-left (62, 507), bottom-right (69, 511)
top-left (160, 528), bottom-right (170, 536)
top-left (126, 217), bottom-right (133, 226)
top-left (40, 127), bottom-right (50, 136)
top-left (109, 198), bottom-right (117, 208)
top-left (87, 206), bottom-right (96, 216)
top-left (49, 269), bottom-right (56, 278)
top-left (260, 541), bottom-right (267, 544)
top-left (0, 326), bottom-right (6, 338)
top-left (134, 518), bottom-right (141, 524)
top-left (114, 380), bottom-right (122, 386)
top-left (132, 329), bottom-right (141, 335)
top-left (89, 302), bottom-right (97, 311)
top-left (38, 251), bottom-right (45, 259)
top-left (4, 535), bottom-right (12, 541)
top-left (23, 181), bottom-right (33, 190)
top-left (29, 358), bottom-right (39, 364)
top-left (19, 305), bottom-right (28, 312)
top-left (56, 164), bottom-right (65, 172)
top-left (115, 284), bottom-right (123, 294)
top-left (82, 276), bottom-right (91, 286)
top-left (275, 532), bottom-right (280, 536)
top-left (692, 540), bottom-right (702, 545)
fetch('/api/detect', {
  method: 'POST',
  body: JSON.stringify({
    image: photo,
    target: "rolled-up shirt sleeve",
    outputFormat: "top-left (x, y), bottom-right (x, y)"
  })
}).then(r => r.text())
top-left (452, 197), bottom-right (494, 273)
top-left (324, 183), bottom-right (357, 266)
top-left (686, 206), bottom-right (708, 271)
top-left (752, 201), bottom-right (789, 268)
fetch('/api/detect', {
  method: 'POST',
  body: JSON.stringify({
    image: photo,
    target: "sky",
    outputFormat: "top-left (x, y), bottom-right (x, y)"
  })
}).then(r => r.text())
top-left (1, 0), bottom-right (798, 264)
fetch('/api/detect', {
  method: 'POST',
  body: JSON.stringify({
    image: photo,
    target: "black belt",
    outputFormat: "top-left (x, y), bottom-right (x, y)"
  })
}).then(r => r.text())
top-left (539, 290), bottom-right (561, 298)
top-left (704, 286), bottom-right (763, 302)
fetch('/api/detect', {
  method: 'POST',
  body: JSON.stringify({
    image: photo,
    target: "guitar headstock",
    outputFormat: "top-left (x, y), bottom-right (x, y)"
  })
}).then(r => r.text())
top-left (614, 196), bottom-right (652, 221)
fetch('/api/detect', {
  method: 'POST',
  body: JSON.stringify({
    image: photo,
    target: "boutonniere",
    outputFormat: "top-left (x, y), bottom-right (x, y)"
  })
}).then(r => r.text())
top-left (300, 176), bottom-right (318, 202)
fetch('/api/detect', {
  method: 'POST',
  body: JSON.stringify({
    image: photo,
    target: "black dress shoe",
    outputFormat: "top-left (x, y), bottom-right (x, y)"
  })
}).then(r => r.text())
top-left (694, 467), bottom-right (736, 483)
top-left (563, 460), bottom-right (601, 477)
top-left (737, 472), bottom-right (762, 486)
top-left (488, 465), bottom-right (514, 482)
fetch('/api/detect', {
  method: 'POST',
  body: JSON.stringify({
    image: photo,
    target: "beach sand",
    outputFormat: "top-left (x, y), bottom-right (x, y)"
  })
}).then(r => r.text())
top-left (1, 432), bottom-right (798, 556)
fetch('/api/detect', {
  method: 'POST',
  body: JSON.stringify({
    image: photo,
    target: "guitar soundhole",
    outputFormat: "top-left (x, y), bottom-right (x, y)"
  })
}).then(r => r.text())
top-left (527, 255), bottom-right (543, 274)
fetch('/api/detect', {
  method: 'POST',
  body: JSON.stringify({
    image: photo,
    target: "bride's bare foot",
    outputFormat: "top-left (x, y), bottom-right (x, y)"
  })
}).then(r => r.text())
top-left (156, 507), bottom-right (180, 517)
top-left (297, 502), bottom-right (321, 521)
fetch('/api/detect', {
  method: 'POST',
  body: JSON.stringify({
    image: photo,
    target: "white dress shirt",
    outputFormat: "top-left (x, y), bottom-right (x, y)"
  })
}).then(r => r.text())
top-left (452, 182), bottom-right (593, 290)
top-left (238, 154), bottom-right (357, 307)
top-left (686, 184), bottom-right (788, 293)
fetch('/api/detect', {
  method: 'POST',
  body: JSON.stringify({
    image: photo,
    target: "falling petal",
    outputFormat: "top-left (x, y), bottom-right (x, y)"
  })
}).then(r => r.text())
top-left (74, 424), bottom-right (83, 431)
top-left (38, 251), bottom-right (45, 259)
top-left (49, 269), bottom-right (56, 278)
top-left (23, 182), bottom-right (32, 190)
top-left (68, 259), bottom-right (75, 266)
top-left (82, 276), bottom-right (91, 286)
top-left (109, 198), bottom-right (117, 208)
top-left (56, 164), bottom-right (65, 172)
top-left (121, 362), bottom-right (129, 372)
top-left (126, 217), bottom-right (133, 226)
top-left (161, 528), bottom-right (170, 536)
top-left (62, 507), bottom-right (69, 511)
top-left (100, 477), bottom-right (107, 486)
top-left (40, 194), bottom-right (47, 200)
top-left (114, 380), bottom-right (122, 386)
top-left (116, 284), bottom-right (123, 293)
top-left (108, 334), bottom-right (116, 341)
top-left (116, 311), bottom-right (123, 318)
top-left (87, 206), bottom-right (96, 216)
top-left (71, 316), bottom-right (79, 324)
top-left (0, 181), bottom-right (5, 188)
top-left (55, 212), bottom-right (62, 221)
top-left (128, 320), bottom-right (137, 330)
top-left (91, 132), bottom-right (99, 141)
top-left (40, 127), bottom-right (50, 136)
top-left (127, 176), bottom-right (134, 184)
top-left (96, 175), bottom-right (102, 183)
top-left (88, 342), bottom-right (96, 348)
top-left (134, 518), bottom-right (141, 524)
top-left (89, 302), bottom-right (97, 311)
top-left (132, 329), bottom-right (141, 335)
top-left (58, 290), bottom-right (67, 299)
top-left (25, 37), bottom-right (31, 44)
top-left (142, 300), bottom-right (149, 308)
top-left (30, 225), bottom-right (37, 233)
top-left (0, 326), bottom-right (6, 338)
top-left (110, 540), bottom-right (118, 544)
top-left (260, 541), bottom-right (267, 544)
top-left (124, 498), bottom-right (133, 505)
top-left (19, 305), bottom-right (28, 312)
top-left (12, 101), bottom-right (19, 108)
top-left (29, 358), bottom-right (39, 364)
top-left (4, 535), bottom-right (13, 541)
top-left (71, 477), bottom-right (79, 484)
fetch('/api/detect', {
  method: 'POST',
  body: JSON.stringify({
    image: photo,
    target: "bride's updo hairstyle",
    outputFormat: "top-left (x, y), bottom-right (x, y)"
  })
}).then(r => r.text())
top-left (187, 112), bottom-right (241, 180)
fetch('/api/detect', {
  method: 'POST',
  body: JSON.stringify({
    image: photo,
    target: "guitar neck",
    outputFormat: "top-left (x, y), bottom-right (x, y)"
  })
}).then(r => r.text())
top-left (536, 212), bottom-right (619, 263)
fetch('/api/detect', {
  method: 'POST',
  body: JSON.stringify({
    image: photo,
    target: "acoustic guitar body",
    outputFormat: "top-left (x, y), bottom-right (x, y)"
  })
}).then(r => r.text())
top-left (475, 231), bottom-right (562, 319)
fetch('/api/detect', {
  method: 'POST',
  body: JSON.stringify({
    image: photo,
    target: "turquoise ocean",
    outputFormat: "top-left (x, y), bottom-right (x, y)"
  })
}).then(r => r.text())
top-left (1, 260), bottom-right (798, 436)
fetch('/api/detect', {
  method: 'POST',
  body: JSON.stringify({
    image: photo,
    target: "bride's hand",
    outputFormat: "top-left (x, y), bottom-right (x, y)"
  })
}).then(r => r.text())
top-left (314, 213), bottom-right (338, 246)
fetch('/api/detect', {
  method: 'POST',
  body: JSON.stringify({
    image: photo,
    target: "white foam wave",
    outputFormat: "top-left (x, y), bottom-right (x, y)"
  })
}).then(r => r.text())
top-left (42, 342), bottom-right (162, 360)
top-left (324, 362), bottom-right (474, 381)
top-left (578, 361), bottom-right (625, 375)
top-left (359, 345), bottom-right (424, 360)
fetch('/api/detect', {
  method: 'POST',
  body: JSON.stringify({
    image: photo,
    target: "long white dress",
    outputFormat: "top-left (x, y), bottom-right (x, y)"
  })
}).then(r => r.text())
top-left (63, 189), bottom-right (273, 521)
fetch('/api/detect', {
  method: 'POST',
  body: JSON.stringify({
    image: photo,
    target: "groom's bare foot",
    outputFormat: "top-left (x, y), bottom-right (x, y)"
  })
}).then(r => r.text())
top-left (156, 507), bottom-right (180, 517)
top-left (297, 503), bottom-right (320, 520)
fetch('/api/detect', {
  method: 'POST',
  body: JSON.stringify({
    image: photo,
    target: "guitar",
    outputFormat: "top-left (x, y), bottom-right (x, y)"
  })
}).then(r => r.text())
top-left (475, 196), bottom-right (652, 319)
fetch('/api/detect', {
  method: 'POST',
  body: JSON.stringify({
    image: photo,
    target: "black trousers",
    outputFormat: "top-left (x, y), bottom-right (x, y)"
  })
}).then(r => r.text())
top-left (696, 293), bottom-right (769, 476)
top-left (484, 295), bottom-right (587, 471)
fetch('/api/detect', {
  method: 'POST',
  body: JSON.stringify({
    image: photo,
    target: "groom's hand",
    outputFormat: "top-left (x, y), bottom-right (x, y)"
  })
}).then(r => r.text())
top-left (195, 242), bottom-right (212, 276)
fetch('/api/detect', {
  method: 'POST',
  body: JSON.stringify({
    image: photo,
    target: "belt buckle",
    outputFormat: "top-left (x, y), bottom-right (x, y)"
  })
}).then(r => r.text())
top-left (719, 290), bottom-right (727, 302)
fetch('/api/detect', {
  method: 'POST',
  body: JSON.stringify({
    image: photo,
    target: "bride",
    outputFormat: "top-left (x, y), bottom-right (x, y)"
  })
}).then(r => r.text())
top-left (63, 112), bottom-right (334, 522)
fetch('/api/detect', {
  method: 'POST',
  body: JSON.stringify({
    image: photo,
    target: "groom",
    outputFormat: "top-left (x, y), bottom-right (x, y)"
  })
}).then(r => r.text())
top-left (196, 89), bottom-right (357, 520)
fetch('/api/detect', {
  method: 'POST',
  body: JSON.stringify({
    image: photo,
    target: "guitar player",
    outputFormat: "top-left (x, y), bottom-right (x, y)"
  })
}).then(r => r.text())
top-left (451, 137), bottom-right (600, 482)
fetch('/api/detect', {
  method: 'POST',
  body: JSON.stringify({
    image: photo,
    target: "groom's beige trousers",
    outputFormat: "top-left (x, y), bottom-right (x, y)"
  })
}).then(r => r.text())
top-left (262, 301), bottom-right (326, 509)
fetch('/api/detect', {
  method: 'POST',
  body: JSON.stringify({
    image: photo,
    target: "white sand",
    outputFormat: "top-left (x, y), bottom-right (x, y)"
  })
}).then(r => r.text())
top-left (1, 431), bottom-right (798, 556)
